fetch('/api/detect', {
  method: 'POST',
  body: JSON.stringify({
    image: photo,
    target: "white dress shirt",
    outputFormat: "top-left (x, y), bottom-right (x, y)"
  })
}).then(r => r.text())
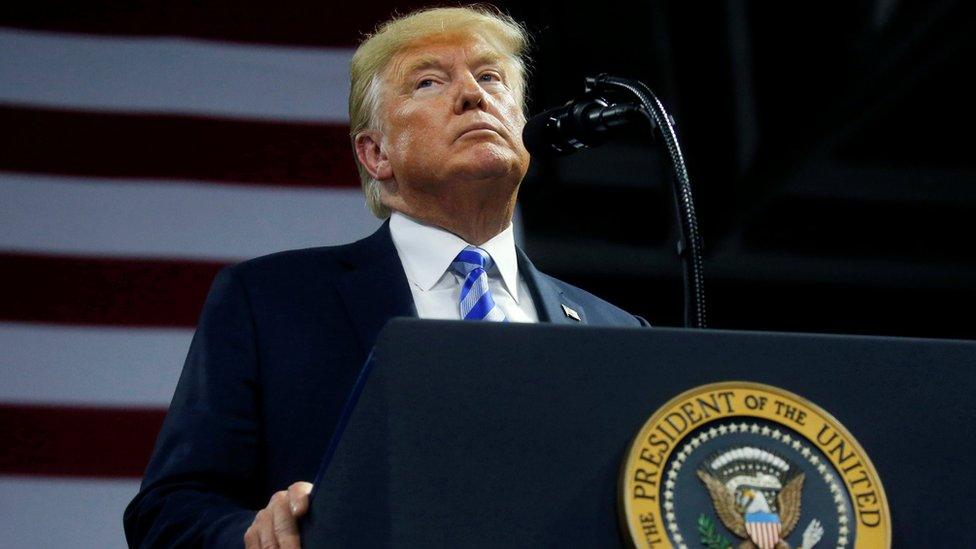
top-left (389, 212), bottom-right (539, 322)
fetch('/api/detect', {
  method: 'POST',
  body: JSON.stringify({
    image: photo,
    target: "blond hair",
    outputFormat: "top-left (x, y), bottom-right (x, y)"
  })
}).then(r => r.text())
top-left (349, 5), bottom-right (531, 218)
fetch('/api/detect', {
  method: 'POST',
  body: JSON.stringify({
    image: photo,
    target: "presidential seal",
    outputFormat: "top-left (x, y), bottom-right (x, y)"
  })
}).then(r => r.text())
top-left (619, 382), bottom-right (890, 549)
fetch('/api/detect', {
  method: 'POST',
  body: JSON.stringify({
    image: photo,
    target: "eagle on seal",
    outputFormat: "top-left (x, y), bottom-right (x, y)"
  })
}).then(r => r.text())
top-left (697, 468), bottom-right (814, 549)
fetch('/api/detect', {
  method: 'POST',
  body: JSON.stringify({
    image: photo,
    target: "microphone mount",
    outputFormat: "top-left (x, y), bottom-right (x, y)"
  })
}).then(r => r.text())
top-left (523, 96), bottom-right (647, 157)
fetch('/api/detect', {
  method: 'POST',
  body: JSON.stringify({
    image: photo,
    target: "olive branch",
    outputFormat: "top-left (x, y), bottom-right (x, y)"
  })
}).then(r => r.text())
top-left (697, 514), bottom-right (732, 549)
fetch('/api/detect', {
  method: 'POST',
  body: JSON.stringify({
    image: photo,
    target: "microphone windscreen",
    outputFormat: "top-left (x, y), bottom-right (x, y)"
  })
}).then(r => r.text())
top-left (521, 108), bottom-right (560, 158)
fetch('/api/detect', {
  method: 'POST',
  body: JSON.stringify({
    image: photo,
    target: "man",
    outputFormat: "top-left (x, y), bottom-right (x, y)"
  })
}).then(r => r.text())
top-left (124, 6), bottom-right (647, 548)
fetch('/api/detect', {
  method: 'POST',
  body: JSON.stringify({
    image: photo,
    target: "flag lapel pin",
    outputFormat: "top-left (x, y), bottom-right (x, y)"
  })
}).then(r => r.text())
top-left (561, 304), bottom-right (581, 322)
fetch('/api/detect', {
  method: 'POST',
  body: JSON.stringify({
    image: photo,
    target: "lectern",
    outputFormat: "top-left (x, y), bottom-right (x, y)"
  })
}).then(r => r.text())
top-left (301, 319), bottom-right (975, 546)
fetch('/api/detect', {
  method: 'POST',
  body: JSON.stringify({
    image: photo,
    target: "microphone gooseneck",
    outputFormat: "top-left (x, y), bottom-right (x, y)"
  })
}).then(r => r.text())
top-left (523, 75), bottom-right (707, 329)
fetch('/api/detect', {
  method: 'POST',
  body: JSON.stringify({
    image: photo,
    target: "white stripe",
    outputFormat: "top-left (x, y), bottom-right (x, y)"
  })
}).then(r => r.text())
top-left (0, 475), bottom-right (138, 549)
top-left (0, 27), bottom-right (352, 122)
top-left (0, 322), bottom-right (190, 407)
top-left (759, 522), bottom-right (779, 549)
top-left (461, 275), bottom-right (490, 314)
top-left (0, 173), bottom-right (383, 261)
top-left (484, 305), bottom-right (507, 322)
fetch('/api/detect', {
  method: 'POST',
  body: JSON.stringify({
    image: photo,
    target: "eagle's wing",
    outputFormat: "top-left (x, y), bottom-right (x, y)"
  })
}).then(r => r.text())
top-left (696, 469), bottom-right (747, 538)
top-left (777, 472), bottom-right (805, 537)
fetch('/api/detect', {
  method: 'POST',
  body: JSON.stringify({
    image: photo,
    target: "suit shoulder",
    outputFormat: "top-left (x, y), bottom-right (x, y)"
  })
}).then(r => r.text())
top-left (540, 273), bottom-right (625, 314)
top-left (204, 239), bottom-right (373, 322)
top-left (540, 273), bottom-right (649, 327)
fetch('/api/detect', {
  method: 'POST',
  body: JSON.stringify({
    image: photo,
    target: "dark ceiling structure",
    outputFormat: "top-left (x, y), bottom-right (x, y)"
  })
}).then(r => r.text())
top-left (506, 0), bottom-right (975, 338)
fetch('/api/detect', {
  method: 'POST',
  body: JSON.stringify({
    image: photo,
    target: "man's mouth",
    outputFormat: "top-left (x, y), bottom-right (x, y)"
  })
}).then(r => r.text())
top-left (456, 123), bottom-right (502, 141)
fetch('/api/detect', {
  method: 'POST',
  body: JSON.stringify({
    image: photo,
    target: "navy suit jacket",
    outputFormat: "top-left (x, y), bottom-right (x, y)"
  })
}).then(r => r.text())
top-left (123, 221), bottom-right (646, 548)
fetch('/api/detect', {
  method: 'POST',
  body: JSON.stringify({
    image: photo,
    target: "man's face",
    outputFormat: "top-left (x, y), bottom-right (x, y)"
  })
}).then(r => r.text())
top-left (374, 34), bottom-right (530, 200)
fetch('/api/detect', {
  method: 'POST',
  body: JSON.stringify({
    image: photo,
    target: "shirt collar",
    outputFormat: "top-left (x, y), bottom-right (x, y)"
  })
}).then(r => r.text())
top-left (388, 211), bottom-right (522, 302)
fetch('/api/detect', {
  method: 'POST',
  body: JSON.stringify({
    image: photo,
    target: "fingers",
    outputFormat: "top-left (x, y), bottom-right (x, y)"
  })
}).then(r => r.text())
top-left (244, 519), bottom-right (259, 549)
top-left (243, 483), bottom-right (314, 549)
top-left (245, 506), bottom-right (278, 549)
top-left (287, 482), bottom-right (314, 517)
top-left (270, 491), bottom-right (301, 549)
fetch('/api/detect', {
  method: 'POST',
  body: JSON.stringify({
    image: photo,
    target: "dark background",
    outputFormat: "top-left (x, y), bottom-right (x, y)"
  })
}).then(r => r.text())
top-left (4, 0), bottom-right (974, 339)
top-left (506, 0), bottom-right (976, 338)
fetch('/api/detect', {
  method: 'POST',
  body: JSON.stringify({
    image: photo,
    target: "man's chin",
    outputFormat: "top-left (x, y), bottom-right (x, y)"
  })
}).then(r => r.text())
top-left (449, 147), bottom-right (526, 182)
top-left (450, 164), bottom-right (519, 184)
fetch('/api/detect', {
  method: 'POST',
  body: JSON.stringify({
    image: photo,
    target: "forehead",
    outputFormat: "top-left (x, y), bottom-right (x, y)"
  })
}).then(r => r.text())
top-left (386, 33), bottom-right (505, 82)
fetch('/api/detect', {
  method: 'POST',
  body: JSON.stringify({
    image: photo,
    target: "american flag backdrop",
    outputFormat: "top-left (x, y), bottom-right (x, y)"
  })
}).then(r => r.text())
top-left (0, 3), bottom-right (431, 546)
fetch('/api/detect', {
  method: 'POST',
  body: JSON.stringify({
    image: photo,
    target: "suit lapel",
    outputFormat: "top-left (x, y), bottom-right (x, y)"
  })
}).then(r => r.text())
top-left (516, 248), bottom-right (587, 325)
top-left (336, 221), bottom-right (417, 354)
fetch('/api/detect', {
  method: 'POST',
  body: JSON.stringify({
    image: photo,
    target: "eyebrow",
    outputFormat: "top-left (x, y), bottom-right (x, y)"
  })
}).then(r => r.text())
top-left (398, 55), bottom-right (444, 80)
top-left (393, 50), bottom-right (507, 85)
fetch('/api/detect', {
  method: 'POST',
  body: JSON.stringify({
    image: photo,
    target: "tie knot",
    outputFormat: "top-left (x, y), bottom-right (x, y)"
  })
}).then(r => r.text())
top-left (451, 246), bottom-right (493, 277)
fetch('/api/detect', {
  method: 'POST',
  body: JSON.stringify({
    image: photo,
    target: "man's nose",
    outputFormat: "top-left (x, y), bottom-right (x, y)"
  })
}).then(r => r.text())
top-left (453, 73), bottom-right (486, 114)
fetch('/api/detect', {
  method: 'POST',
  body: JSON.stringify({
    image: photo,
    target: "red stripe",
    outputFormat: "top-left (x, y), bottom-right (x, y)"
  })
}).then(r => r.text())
top-left (0, 1), bottom-right (438, 47)
top-left (0, 252), bottom-right (226, 327)
top-left (0, 106), bottom-right (359, 188)
top-left (0, 403), bottom-right (166, 478)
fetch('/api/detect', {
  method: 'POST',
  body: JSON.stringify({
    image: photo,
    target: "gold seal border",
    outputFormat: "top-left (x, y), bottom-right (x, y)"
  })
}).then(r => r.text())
top-left (618, 381), bottom-right (891, 549)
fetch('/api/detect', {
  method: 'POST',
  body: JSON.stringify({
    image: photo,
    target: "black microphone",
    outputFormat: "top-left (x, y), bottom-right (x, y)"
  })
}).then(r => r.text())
top-left (522, 97), bottom-right (645, 158)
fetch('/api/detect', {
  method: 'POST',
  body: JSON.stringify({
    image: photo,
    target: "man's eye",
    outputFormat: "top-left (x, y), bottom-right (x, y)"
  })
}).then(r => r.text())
top-left (416, 79), bottom-right (434, 89)
top-left (478, 73), bottom-right (500, 82)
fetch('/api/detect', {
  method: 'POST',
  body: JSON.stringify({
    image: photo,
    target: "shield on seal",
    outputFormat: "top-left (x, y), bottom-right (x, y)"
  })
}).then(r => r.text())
top-left (745, 512), bottom-right (781, 549)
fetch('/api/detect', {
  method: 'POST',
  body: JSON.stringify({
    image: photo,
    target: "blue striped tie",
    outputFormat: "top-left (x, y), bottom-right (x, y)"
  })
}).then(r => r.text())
top-left (450, 246), bottom-right (507, 322)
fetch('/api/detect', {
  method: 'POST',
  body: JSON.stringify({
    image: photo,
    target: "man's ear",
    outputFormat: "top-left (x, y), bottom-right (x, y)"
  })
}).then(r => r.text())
top-left (354, 131), bottom-right (393, 181)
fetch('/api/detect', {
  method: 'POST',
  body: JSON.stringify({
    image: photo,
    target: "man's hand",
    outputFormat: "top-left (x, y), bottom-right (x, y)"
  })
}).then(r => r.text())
top-left (244, 481), bottom-right (313, 549)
